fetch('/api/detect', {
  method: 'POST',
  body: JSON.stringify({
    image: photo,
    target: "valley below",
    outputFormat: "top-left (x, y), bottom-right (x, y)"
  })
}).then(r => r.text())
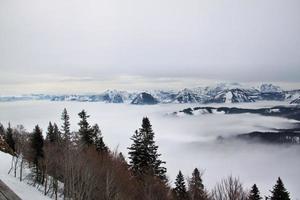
top-left (0, 100), bottom-right (299, 199)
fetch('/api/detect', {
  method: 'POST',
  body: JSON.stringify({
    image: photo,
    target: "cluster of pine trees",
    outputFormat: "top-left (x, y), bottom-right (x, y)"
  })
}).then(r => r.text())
top-left (0, 110), bottom-right (293, 200)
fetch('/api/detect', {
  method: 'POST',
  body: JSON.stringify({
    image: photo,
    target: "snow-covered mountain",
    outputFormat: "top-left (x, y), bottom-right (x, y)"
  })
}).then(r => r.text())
top-left (147, 90), bottom-right (177, 103)
top-left (290, 97), bottom-right (300, 104)
top-left (259, 83), bottom-right (282, 93)
top-left (172, 89), bottom-right (201, 103)
top-left (209, 88), bottom-right (255, 103)
top-left (131, 92), bottom-right (159, 105)
top-left (257, 83), bottom-right (285, 101)
top-left (0, 83), bottom-right (299, 105)
top-left (285, 89), bottom-right (300, 103)
top-left (100, 90), bottom-right (134, 103)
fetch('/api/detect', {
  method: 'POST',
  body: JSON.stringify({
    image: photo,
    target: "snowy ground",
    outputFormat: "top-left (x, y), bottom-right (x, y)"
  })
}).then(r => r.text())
top-left (0, 151), bottom-right (51, 200)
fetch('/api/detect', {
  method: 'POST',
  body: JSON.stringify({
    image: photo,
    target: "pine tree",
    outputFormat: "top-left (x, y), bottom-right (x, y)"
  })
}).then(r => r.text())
top-left (270, 177), bottom-right (290, 200)
top-left (46, 122), bottom-right (55, 143)
top-left (92, 124), bottom-right (108, 152)
top-left (61, 108), bottom-right (71, 142)
top-left (53, 123), bottom-right (61, 143)
top-left (31, 125), bottom-right (44, 184)
top-left (118, 152), bottom-right (127, 164)
top-left (188, 168), bottom-right (207, 200)
top-left (5, 123), bottom-right (15, 152)
top-left (249, 184), bottom-right (262, 200)
top-left (0, 123), bottom-right (5, 137)
top-left (174, 170), bottom-right (189, 200)
top-left (128, 117), bottom-right (167, 181)
top-left (78, 110), bottom-right (93, 145)
top-left (128, 130), bottom-right (143, 176)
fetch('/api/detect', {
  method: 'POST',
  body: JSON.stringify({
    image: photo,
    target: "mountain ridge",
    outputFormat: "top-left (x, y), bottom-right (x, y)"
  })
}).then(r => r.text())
top-left (1, 83), bottom-right (300, 104)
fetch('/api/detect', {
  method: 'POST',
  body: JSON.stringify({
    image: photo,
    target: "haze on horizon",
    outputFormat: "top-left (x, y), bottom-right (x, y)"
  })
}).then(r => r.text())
top-left (1, 0), bottom-right (300, 94)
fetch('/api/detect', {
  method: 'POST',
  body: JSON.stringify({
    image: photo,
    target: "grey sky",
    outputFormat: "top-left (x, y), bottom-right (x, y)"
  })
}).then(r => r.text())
top-left (1, 0), bottom-right (300, 94)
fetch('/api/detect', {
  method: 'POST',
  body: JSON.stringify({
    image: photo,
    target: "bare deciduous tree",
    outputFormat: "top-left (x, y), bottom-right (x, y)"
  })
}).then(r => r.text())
top-left (211, 176), bottom-right (248, 200)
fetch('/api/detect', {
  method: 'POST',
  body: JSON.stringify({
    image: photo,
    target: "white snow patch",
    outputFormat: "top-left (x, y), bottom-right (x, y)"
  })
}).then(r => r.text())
top-left (225, 92), bottom-right (233, 103)
top-left (0, 151), bottom-right (51, 200)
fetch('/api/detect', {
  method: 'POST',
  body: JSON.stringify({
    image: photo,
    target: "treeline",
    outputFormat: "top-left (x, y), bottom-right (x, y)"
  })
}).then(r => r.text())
top-left (0, 109), bottom-right (292, 200)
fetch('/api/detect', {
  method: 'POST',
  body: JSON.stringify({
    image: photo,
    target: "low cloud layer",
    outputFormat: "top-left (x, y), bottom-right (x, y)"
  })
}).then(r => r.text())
top-left (0, 101), bottom-right (299, 198)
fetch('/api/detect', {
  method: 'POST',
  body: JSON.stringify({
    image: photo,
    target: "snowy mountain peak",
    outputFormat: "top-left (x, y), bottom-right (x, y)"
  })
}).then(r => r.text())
top-left (259, 83), bottom-right (282, 93)
top-left (173, 89), bottom-right (199, 103)
top-left (131, 92), bottom-right (159, 105)
top-left (211, 88), bottom-right (255, 103)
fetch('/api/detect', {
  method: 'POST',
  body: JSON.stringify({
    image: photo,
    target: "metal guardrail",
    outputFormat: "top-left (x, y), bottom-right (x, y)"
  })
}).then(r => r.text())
top-left (0, 179), bottom-right (21, 200)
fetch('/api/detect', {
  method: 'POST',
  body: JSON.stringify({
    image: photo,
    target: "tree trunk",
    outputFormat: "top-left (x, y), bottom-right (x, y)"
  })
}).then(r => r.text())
top-left (19, 158), bottom-right (23, 182)
top-left (44, 174), bottom-right (48, 196)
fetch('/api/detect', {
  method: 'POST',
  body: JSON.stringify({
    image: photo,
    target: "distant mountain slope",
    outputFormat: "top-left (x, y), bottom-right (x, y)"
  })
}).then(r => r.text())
top-left (131, 92), bottom-right (159, 105)
top-left (173, 89), bottom-right (200, 103)
top-left (236, 129), bottom-right (300, 144)
top-left (257, 83), bottom-right (285, 101)
top-left (173, 105), bottom-right (300, 121)
top-left (291, 97), bottom-right (300, 104)
top-left (0, 82), bottom-right (299, 104)
top-left (208, 88), bottom-right (255, 103)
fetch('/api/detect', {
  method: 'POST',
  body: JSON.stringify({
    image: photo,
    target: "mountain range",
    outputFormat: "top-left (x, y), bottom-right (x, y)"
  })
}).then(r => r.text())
top-left (1, 83), bottom-right (300, 105)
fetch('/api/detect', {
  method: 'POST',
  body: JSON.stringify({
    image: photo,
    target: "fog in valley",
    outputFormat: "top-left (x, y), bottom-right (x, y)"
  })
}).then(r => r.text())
top-left (0, 101), bottom-right (299, 199)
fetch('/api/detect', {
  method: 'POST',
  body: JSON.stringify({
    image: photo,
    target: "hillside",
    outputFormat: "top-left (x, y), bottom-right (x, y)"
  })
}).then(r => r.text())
top-left (0, 151), bottom-right (51, 200)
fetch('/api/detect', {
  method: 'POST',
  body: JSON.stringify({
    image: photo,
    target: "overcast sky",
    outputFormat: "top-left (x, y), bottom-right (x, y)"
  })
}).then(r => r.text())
top-left (1, 0), bottom-right (300, 94)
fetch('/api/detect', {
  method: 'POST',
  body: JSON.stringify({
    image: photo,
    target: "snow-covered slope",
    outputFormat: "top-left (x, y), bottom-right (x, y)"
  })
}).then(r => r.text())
top-left (259, 83), bottom-right (282, 93)
top-left (0, 151), bottom-right (51, 200)
top-left (101, 90), bottom-right (128, 103)
top-left (209, 89), bottom-right (255, 103)
top-left (285, 90), bottom-right (300, 102)
top-left (131, 92), bottom-right (159, 105)
top-left (290, 97), bottom-right (300, 104)
top-left (148, 90), bottom-right (177, 103)
top-left (173, 89), bottom-right (200, 103)
top-left (258, 83), bottom-right (285, 101)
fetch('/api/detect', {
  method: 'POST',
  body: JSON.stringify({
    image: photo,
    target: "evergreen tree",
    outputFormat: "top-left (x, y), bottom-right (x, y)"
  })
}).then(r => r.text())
top-left (5, 123), bottom-right (15, 152)
top-left (0, 123), bottom-right (5, 137)
top-left (46, 122), bottom-right (55, 143)
top-left (31, 125), bottom-right (44, 184)
top-left (78, 110), bottom-right (93, 145)
top-left (270, 177), bottom-right (290, 200)
top-left (128, 130), bottom-right (143, 175)
top-left (92, 124), bottom-right (108, 152)
top-left (128, 117), bottom-right (167, 181)
top-left (118, 152), bottom-right (127, 164)
top-left (249, 184), bottom-right (262, 200)
top-left (174, 170), bottom-right (189, 200)
top-left (61, 108), bottom-right (71, 142)
top-left (188, 168), bottom-right (206, 200)
top-left (53, 123), bottom-right (61, 143)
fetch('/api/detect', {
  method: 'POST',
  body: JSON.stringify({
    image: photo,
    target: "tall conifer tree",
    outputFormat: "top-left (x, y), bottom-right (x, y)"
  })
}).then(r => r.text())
top-left (61, 108), bottom-right (71, 142)
top-left (174, 170), bottom-right (189, 200)
top-left (78, 110), bottom-right (93, 145)
top-left (0, 123), bottom-right (5, 137)
top-left (46, 122), bottom-right (55, 142)
top-left (5, 123), bottom-right (15, 152)
top-left (31, 125), bottom-right (44, 184)
top-left (249, 184), bottom-right (262, 200)
top-left (92, 124), bottom-right (108, 153)
top-left (270, 177), bottom-right (290, 200)
top-left (128, 117), bottom-right (166, 181)
top-left (188, 168), bottom-right (207, 200)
